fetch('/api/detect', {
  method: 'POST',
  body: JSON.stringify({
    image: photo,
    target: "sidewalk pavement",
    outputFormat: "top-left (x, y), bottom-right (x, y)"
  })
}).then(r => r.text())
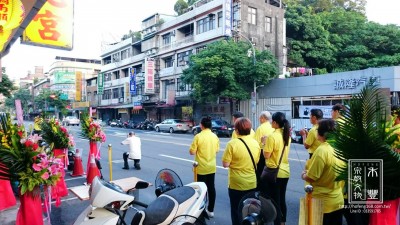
top-left (0, 198), bottom-right (19, 225)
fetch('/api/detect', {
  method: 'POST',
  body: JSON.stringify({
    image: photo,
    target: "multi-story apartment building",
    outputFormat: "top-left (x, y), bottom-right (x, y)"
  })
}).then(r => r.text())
top-left (47, 56), bottom-right (101, 116)
top-left (98, 0), bottom-right (285, 123)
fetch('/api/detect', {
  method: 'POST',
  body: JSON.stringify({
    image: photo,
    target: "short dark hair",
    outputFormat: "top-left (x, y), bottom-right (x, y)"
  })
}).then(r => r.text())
top-left (311, 108), bottom-right (323, 120)
top-left (332, 103), bottom-right (344, 111)
top-left (317, 119), bottom-right (336, 138)
top-left (234, 117), bottom-right (251, 136)
top-left (391, 105), bottom-right (400, 117)
top-left (232, 111), bottom-right (244, 119)
top-left (200, 117), bottom-right (212, 129)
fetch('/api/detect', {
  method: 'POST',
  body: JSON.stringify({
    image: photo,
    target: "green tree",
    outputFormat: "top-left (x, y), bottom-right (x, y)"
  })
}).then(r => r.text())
top-left (182, 39), bottom-right (278, 104)
top-left (0, 69), bottom-right (16, 99)
top-left (34, 90), bottom-right (69, 118)
top-left (174, 0), bottom-right (189, 15)
top-left (121, 30), bottom-right (141, 41)
top-left (286, 5), bottom-right (336, 71)
top-left (5, 89), bottom-right (32, 112)
top-left (298, 0), bottom-right (366, 13)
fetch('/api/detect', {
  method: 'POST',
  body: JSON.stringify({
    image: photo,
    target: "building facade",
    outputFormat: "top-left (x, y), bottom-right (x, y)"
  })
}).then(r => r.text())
top-left (98, 0), bottom-right (285, 123)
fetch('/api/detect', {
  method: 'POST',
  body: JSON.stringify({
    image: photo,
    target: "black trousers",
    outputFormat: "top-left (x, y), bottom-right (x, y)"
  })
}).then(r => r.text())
top-left (264, 177), bottom-right (289, 225)
top-left (197, 173), bottom-right (216, 212)
top-left (323, 209), bottom-right (343, 225)
top-left (228, 188), bottom-right (256, 225)
top-left (123, 152), bottom-right (140, 169)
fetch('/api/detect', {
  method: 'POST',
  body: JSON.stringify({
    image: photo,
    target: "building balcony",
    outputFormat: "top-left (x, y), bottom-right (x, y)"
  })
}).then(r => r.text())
top-left (101, 53), bottom-right (145, 72)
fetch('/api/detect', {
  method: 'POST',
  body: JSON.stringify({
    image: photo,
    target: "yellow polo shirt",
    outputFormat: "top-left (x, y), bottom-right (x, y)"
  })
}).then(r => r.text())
top-left (307, 142), bottom-right (344, 213)
top-left (254, 122), bottom-right (275, 147)
top-left (189, 129), bottom-right (220, 175)
top-left (305, 124), bottom-right (321, 154)
top-left (264, 128), bottom-right (291, 178)
top-left (222, 135), bottom-right (260, 190)
top-left (231, 128), bottom-right (255, 139)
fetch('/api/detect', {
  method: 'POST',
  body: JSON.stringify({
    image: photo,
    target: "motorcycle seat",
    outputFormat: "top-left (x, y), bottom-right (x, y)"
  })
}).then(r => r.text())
top-left (143, 186), bottom-right (195, 225)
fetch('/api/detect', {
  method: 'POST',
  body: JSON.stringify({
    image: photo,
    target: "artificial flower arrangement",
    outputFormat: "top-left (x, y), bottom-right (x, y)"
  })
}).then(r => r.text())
top-left (40, 118), bottom-right (75, 149)
top-left (0, 113), bottom-right (64, 195)
top-left (80, 112), bottom-right (106, 143)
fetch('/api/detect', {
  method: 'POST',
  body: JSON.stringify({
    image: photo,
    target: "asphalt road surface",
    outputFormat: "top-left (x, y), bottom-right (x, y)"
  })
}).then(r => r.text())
top-left (46, 125), bottom-right (309, 225)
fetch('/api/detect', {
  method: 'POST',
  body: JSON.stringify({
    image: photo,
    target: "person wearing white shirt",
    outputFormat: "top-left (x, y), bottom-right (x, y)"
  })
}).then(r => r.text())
top-left (121, 132), bottom-right (142, 170)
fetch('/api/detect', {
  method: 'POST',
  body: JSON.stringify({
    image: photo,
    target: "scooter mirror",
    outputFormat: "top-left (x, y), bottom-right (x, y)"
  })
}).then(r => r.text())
top-left (135, 181), bottom-right (149, 189)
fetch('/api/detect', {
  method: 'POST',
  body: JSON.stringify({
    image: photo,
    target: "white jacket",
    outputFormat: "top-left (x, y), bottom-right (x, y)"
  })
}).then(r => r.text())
top-left (121, 136), bottom-right (141, 159)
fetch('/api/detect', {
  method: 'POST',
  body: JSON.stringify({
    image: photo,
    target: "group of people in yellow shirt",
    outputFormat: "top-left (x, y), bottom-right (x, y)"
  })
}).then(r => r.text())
top-left (189, 111), bottom-right (292, 225)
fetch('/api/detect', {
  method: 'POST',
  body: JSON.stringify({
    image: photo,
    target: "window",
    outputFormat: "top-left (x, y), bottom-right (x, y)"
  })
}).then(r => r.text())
top-left (196, 16), bottom-right (215, 34)
top-left (233, 5), bottom-right (239, 27)
top-left (176, 78), bottom-right (189, 92)
top-left (121, 49), bottom-right (129, 60)
top-left (265, 16), bottom-right (272, 33)
top-left (104, 73), bottom-right (112, 81)
top-left (248, 7), bottom-right (256, 25)
top-left (217, 11), bottom-right (223, 27)
top-left (164, 57), bottom-right (174, 68)
top-left (162, 33), bottom-right (171, 45)
top-left (102, 89), bottom-right (111, 100)
top-left (195, 45), bottom-right (207, 54)
top-left (177, 50), bottom-right (192, 66)
top-left (120, 87), bottom-right (124, 99)
top-left (112, 88), bottom-right (119, 99)
top-left (115, 71), bottom-right (120, 80)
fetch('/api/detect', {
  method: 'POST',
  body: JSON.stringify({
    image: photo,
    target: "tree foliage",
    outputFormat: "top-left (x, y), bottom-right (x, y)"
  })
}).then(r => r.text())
top-left (174, 0), bottom-right (189, 15)
top-left (0, 70), bottom-right (16, 99)
top-left (5, 89), bottom-right (32, 112)
top-left (34, 89), bottom-right (69, 116)
top-left (121, 30), bottom-right (141, 41)
top-left (182, 40), bottom-right (278, 103)
top-left (285, 1), bottom-right (400, 73)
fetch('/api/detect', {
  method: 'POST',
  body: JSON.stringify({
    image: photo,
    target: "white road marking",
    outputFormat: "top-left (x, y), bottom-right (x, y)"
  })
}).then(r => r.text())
top-left (112, 159), bottom-right (124, 163)
top-left (159, 154), bottom-right (227, 170)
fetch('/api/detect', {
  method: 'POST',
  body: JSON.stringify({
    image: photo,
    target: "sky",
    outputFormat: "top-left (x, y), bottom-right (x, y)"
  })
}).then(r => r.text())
top-left (2, 0), bottom-right (400, 81)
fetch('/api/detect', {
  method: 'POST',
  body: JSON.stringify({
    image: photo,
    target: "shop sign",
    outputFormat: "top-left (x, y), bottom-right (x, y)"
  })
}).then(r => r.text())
top-left (75, 71), bottom-right (82, 101)
top-left (299, 105), bottom-right (333, 118)
top-left (223, 0), bottom-right (232, 37)
top-left (118, 108), bottom-right (128, 114)
top-left (72, 101), bottom-right (89, 108)
top-left (97, 73), bottom-right (104, 94)
top-left (54, 71), bottom-right (75, 84)
top-left (334, 76), bottom-right (380, 90)
top-left (130, 67), bottom-right (136, 95)
top-left (144, 58), bottom-right (155, 94)
top-left (21, 0), bottom-right (74, 50)
top-left (0, 0), bottom-right (25, 52)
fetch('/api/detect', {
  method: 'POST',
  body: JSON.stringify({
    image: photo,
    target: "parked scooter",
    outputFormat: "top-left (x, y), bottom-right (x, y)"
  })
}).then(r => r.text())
top-left (73, 177), bottom-right (208, 225)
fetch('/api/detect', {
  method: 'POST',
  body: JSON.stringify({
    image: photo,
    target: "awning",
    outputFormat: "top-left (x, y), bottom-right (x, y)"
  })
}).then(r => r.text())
top-left (97, 103), bottom-right (136, 109)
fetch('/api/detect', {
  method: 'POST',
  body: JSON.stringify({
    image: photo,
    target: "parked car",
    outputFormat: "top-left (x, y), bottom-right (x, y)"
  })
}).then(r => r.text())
top-left (191, 119), bottom-right (233, 137)
top-left (62, 116), bottom-right (80, 126)
top-left (155, 119), bottom-right (191, 133)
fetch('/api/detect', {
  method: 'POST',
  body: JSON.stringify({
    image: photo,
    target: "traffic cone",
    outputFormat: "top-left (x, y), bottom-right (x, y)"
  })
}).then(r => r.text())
top-left (71, 149), bottom-right (85, 177)
top-left (86, 154), bottom-right (100, 185)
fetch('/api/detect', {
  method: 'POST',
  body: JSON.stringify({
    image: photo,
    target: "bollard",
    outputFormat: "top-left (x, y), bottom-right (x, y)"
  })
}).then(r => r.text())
top-left (193, 161), bottom-right (198, 182)
top-left (305, 185), bottom-right (313, 225)
top-left (108, 144), bottom-right (112, 181)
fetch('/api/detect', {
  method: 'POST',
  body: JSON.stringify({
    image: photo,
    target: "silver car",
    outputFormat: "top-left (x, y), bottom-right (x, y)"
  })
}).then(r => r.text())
top-left (155, 119), bottom-right (190, 133)
top-left (62, 116), bottom-right (80, 126)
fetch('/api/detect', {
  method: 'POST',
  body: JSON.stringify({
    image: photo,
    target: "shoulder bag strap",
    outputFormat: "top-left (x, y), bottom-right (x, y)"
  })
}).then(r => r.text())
top-left (276, 145), bottom-right (286, 168)
top-left (238, 138), bottom-right (257, 172)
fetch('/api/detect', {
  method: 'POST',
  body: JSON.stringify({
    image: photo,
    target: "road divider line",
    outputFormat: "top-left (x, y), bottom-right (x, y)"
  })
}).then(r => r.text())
top-left (159, 154), bottom-right (227, 170)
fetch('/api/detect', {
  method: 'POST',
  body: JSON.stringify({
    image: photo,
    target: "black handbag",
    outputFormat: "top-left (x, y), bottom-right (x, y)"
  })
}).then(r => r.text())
top-left (260, 145), bottom-right (285, 183)
top-left (238, 138), bottom-right (259, 188)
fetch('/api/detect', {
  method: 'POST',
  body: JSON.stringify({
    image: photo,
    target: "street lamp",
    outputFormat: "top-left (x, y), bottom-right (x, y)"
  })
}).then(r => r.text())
top-left (233, 30), bottom-right (260, 128)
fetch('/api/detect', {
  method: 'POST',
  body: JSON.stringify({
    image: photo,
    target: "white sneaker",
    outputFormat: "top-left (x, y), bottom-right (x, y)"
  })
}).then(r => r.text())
top-left (206, 209), bottom-right (214, 218)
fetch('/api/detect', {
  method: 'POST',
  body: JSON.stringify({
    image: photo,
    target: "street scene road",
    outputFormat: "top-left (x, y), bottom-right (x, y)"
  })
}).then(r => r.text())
top-left (47, 124), bottom-right (309, 225)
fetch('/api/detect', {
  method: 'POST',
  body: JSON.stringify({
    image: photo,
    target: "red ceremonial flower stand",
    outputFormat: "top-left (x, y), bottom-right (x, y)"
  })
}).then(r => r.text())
top-left (52, 149), bottom-right (68, 207)
top-left (16, 189), bottom-right (43, 225)
top-left (369, 198), bottom-right (400, 225)
top-left (0, 179), bottom-right (16, 211)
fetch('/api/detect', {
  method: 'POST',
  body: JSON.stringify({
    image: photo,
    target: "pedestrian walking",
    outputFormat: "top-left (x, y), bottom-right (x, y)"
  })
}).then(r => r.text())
top-left (299, 108), bottom-right (323, 159)
top-left (222, 117), bottom-right (260, 225)
top-left (301, 119), bottom-right (344, 225)
top-left (262, 112), bottom-right (291, 225)
top-left (189, 117), bottom-right (219, 218)
top-left (254, 111), bottom-right (275, 189)
top-left (231, 111), bottom-right (255, 139)
top-left (121, 132), bottom-right (141, 170)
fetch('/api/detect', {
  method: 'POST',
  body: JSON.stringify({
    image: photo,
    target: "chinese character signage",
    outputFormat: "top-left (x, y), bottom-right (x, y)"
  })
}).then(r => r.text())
top-left (0, 0), bottom-right (25, 52)
top-left (334, 76), bottom-right (380, 90)
top-left (223, 0), bottom-right (232, 37)
top-left (299, 105), bottom-right (334, 118)
top-left (348, 159), bottom-right (383, 204)
top-left (21, 0), bottom-right (74, 50)
top-left (97, 73), bottom-right (104, 95)
top-left (75, 71), bottom-right (82, 101)
top-left (144, 58), bottom-right (155, 94)
top-left (130, 67), bottom-right (136, 95)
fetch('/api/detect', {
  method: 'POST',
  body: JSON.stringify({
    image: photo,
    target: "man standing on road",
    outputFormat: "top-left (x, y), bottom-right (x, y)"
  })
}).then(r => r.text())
top-left (231, 111), bottom-right (255, 139)
top-left (121, 132), bottom-right (142, 170)
top-left (299, 108), bottom-right (323, 159)
top-left (189, 117), bottom-right (220, 218)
